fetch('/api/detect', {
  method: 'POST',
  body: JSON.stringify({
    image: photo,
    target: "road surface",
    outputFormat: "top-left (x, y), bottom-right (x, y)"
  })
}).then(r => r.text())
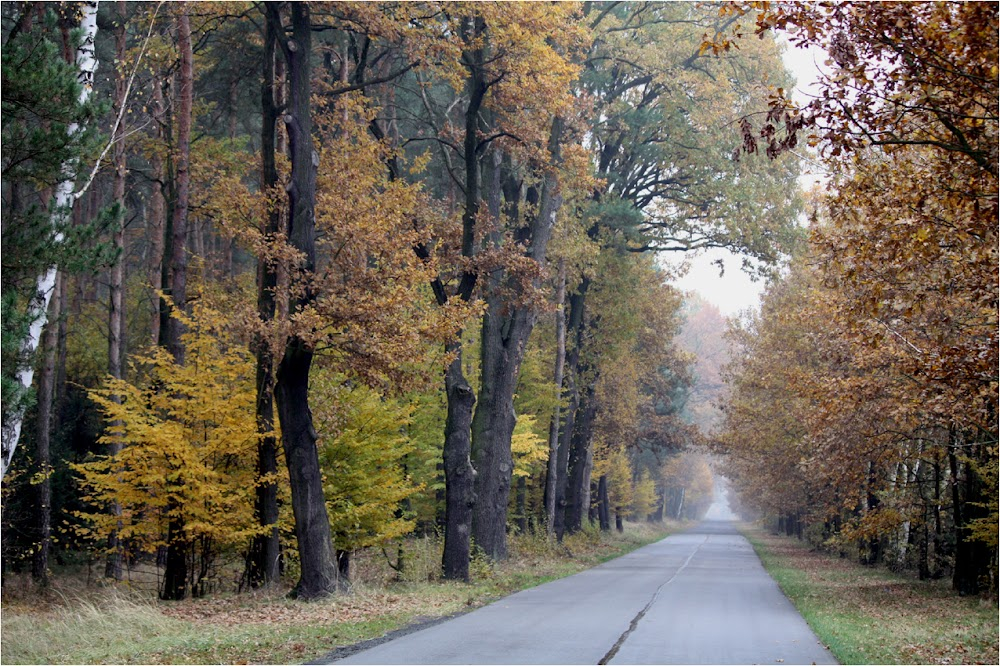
top-left (325, 520), bottom-right (837, 665)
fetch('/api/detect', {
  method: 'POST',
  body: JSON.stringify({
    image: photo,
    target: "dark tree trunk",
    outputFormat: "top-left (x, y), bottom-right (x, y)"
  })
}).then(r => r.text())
top-left (470, 282), bottom-right (519, 562)
top-left (472, 120), bottom-right (564, 562)
top-left (439, 14), bottom-right (488, 578)
top-left (275, 340), bottom-right (337, 598)
top-left (31, 273), bottom-right (61, 586)
top-left (553, 364), bottom-right (577, 541)
top-left (615, 511), bottom-right (624, 533)
top-left (861, 461), bottom-right (880, 565)
top-left (160, 10), bottom-right (193, 601)
top-left (544, 259), bottom-right (567, 536)
top-left (247, 4), bottom-right (282, 590)
top-left (949, 435), bottom-right (988, 596)
top-left (553, 280), bottom-right (588, 540)
top-left (442, 348), bottom-right (476, 581)
top-left (336, 549), bottom-right (351, 590)
top-left (161, 524), bottom-right (188, 600)
top-left (271, 1), bottom-right (338, 600)
top-left (148, 75), bottom-right (166, 347)
top-left (597, 475), bottom-right (610, 532)
top-left (565, 385), bottom-right (596, 534)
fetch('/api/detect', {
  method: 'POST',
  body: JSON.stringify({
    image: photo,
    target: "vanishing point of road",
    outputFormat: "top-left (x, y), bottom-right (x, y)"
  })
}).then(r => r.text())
top-left (322, 519), bottom-right (837, 665)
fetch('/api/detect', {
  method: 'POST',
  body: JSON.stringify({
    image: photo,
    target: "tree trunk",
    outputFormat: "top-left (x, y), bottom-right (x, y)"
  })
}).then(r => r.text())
top-left (597, 474), bottom-right (610, 532)
top-left (336, 549), bottom-right (351, 590)
top-left (275, 341), bottom-right (337, 598)
top-left (439, 14), bottom-right (488, 578)
top-left (544, 259), bottom-right (567, 536)
top-left (582, 445), bottom-right (594, 527)
top-left (271, 1), bottom-right (338, 600)
top-left (148, 76), bottom-right (166, 347)
top-left (565, 383), bottom-right (596, 534)
top-left (949, 435), bottom-right (988, 596)
top-left (1, 0), bottom-right (99, 480)
top-left (160, 10), bottom-right (193, 601)
top-left (105, 0), bottom-right (128, 581)
top-left (472, 120), bottom-right (564, 562)
top-left (553, 280), bottom-right (588, 540)
top-left (442, 348), bottom-right (476, 581)
top-left (615, 510), bottom-right (624, 533)
top-left (247, 3), bottom-right (282, 590)
top-left (861, 461), bottom-right (880, 565)
top-left (31, 273), bottom-right (62, 586)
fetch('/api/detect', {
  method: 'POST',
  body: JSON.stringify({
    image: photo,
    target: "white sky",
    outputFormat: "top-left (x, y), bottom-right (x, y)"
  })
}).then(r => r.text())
top-left (667, 37), bottom-right (828, 317)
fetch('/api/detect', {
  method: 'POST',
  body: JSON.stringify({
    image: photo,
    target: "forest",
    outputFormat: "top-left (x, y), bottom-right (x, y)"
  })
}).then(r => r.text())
top-left (1, 0), bottom-right (995, 613)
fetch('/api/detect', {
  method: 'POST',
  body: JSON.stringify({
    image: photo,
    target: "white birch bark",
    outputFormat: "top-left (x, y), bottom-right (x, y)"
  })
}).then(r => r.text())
top-left (1, 1), bottom-right (100, 480)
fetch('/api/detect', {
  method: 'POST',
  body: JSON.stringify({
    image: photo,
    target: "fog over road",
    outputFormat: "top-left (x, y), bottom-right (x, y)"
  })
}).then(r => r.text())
top-left (324, 516), bottom-right (836, 665)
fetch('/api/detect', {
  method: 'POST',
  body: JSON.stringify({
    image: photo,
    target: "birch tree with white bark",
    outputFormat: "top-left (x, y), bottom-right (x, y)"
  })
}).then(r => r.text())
top-left (1, 0), bottom-right (100, 480)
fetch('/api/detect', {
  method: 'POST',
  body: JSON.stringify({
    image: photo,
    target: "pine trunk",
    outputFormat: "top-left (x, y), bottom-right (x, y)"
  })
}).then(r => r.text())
top-left (148, 77), bottom-right (166, 347)
top-left (105, 0), bottom-right (128, 581)
top-left (31, 272), bottom-right (61, 586)
top-left (160, 10), bottom-right (193, 601)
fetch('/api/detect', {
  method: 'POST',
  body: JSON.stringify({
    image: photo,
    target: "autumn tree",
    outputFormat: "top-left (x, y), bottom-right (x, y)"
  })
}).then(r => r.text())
top-left (75, 304), bottom-right (262, 597)
top-left (551, 0), bottom-right (802, 538)
top-left (724, 0), bottom-right (998, 595)
top-left (312, 370), bottom-right (422, 586)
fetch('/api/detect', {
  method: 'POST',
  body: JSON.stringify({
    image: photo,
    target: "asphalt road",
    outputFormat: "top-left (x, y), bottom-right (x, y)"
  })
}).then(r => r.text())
top-left (325, 519), bottom-right (837, 665)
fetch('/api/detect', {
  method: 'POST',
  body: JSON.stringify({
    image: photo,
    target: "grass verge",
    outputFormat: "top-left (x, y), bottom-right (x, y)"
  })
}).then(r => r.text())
top-left (742, 523), bottom-right (999, 665)
top-left (1, 521), bottom-right (676, 665)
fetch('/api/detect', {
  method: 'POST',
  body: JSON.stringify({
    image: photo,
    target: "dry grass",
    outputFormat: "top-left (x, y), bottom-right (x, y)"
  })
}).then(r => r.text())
top-left (743, 523), bottom-right (999, 665)
top-left (1, 521), bottom-right (677, 664)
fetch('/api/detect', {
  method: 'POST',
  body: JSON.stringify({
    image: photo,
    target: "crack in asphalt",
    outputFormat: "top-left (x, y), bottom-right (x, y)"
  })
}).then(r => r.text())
top-left (597, 535), bottom-right (709, 665)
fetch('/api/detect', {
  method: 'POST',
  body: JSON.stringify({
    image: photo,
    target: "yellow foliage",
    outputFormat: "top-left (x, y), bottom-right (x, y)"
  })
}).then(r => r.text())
top-left (631, 469), bottom-right (658, 519)
top-left (511, 415), bottom-right (548, 479)
top-left (74, 303), bottom-right (265, 554)
top-left (312, 368), bottom-right (423, 551)
top-left (595, 447), bottom-right (634, 512)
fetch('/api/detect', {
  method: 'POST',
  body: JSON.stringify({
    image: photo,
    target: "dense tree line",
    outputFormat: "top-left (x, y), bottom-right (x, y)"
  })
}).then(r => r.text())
top-left (716, 1), bottom-right (998, 597)
top-left (1, 1), bottom-right (800, 599)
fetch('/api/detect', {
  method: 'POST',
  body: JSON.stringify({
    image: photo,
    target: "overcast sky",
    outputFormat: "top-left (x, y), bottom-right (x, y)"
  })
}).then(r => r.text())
top-left (668, 36), bottom-right (828, 317)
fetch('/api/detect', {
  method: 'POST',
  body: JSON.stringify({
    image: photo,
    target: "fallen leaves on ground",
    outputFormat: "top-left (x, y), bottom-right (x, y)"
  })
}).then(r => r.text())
top-left (750, 527), bottom-right (998, 665)
top-left (160, 588), bottom-right (455, 628)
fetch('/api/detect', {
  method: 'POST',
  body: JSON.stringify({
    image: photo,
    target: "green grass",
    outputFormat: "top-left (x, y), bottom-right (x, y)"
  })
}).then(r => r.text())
top-left (743, 524), bottom-right (999, 665)
top-left (1, 521), bottom-right (676, 665)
